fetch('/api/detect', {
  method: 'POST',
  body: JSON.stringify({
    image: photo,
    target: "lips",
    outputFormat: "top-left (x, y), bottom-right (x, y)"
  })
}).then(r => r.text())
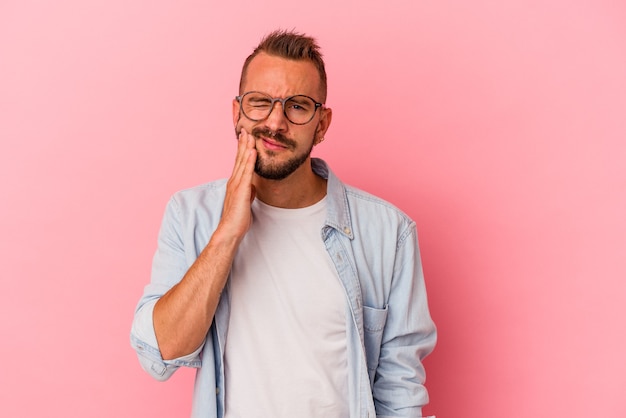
top-left (250, 127), bottom-right (297, 152)
top-left (260, 136), bottom-right (288, 151)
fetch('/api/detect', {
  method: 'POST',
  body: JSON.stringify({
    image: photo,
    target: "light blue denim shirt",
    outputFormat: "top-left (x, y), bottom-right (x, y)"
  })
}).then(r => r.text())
top-left (131, 158), bottom-right (437, 418)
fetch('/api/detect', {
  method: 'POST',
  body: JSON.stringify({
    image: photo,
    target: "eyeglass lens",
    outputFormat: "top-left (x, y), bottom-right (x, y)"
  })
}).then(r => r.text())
top-left (241, 92), bottom-right (317, 125)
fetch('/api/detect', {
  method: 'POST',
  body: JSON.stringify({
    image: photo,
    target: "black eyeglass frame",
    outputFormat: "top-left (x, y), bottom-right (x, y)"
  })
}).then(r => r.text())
top-left (235, 91), bottom-right (324, 125)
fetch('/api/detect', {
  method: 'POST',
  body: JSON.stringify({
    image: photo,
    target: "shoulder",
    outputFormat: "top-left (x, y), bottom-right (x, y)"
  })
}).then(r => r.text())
top-left (319, 158), bottom-right (417, 244)
top-left (344, 184), bottom-right (406, 212)
top-left (168, 179), bottom-right (228, 210)
top-left (342, 184), bottom-right (417, 245)
top-left (344, 184), bottom-right (414, 224)
top-left (160, 179), bottom-right (229, 231)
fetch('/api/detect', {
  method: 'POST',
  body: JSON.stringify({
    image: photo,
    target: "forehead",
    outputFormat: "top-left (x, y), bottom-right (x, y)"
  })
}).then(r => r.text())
top-left (242, 52), bottom-right (322, 99)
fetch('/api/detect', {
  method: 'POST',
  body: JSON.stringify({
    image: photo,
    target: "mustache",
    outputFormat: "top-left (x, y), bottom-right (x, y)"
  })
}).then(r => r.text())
top-left (251, 127), bottom-right (296, 148)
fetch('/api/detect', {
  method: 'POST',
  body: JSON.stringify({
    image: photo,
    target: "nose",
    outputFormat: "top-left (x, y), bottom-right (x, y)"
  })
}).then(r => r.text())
top-left (264, 100), bottom-right (289, 132)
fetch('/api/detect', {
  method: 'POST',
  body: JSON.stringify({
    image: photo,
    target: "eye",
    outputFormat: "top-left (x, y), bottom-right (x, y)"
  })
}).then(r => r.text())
top-left (248, 98), bottom-right (271, 108)
top-left (286, 97), bottom-right (312, 112)
top-left (243, 93), bottom-right (273, 109)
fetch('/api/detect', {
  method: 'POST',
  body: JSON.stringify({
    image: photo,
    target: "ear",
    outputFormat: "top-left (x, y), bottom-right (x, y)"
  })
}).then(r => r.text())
top-left (232, 98), bottom-right (241, 128)
top-left (315, 107), bottom-right (333, 145)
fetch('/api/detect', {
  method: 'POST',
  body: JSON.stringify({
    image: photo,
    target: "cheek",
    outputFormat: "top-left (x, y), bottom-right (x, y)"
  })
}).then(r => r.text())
top-left (235, 118), bottom-right (253, 136)
top-left (296, 127), bottom-right (318, 147)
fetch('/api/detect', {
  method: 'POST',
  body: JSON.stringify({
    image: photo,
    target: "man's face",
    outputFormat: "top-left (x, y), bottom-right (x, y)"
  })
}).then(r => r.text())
top-left (233, 52), bottom-right (331, 180)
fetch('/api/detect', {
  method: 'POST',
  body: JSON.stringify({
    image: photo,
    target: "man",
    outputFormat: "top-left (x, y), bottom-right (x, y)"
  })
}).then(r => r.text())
top-left (131, 30), bottom-right (437, 418)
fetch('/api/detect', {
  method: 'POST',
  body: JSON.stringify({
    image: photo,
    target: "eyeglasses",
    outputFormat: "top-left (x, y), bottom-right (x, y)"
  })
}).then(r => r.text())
top-left (236, 91), bottom-right (323, 125)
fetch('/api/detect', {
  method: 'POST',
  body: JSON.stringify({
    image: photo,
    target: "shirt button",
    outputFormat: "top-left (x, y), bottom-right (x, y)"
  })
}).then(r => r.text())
top-left (215, 387), bottom-right (220, 395)
top-left (343, 226), bottom-right (351, 235)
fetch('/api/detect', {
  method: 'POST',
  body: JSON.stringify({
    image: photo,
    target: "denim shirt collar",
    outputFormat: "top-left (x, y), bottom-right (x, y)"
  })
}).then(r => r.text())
top-left (311, 158), bottom-right (354, 240)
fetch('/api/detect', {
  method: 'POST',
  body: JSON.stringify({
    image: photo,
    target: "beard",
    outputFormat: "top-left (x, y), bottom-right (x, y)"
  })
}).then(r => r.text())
top-left (250, 127), bottom-right (315, 181)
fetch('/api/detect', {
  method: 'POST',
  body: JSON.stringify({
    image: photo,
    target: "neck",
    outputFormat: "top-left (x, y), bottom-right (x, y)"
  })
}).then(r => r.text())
top-left (253, 160), bottom-right (327, 209)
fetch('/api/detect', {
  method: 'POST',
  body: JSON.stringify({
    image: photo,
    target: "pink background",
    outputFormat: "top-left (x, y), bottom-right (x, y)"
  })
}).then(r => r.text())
top-left (1, 1), bottom-right (625, 417)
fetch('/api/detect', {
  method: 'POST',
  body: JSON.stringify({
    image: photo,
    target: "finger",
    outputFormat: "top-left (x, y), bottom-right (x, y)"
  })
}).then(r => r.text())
top-left (230, 129), bottom-right (250, 178)
top-left (238, 130), bottom-right (256, 175)
top-left (241, 143), bottom-right (257, 182)
top-left (228, 130), bottom-right (256, 201)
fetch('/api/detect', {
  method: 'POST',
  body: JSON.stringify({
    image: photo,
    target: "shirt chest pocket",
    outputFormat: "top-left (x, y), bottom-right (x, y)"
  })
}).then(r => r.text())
top-left (362, 305), bottom-right (389, 382)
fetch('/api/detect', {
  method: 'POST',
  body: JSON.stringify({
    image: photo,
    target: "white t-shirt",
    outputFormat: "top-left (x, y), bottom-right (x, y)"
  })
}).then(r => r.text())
top-left (224, 197), bottom-right (348, 418)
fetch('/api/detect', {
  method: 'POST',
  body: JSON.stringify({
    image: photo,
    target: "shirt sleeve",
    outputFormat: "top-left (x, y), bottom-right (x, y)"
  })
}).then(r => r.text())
top-left (129, 195), bottom-right (204, 381)
top-left (373, 225), bottom-right (437, 417)
top-left (130, 299), bottom-right (204, 381)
